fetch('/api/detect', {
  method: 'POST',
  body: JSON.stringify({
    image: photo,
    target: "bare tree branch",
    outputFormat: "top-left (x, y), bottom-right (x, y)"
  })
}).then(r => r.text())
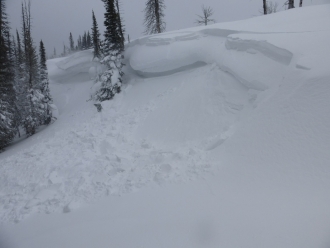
top-left (195, 5), bottom-right (215, 26)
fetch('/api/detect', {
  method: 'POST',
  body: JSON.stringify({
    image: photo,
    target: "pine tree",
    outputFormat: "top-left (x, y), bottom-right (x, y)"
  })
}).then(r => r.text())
top-left (82, 31), bottom-right (87, 50)
top-left (22, 2), bottom-right (39, 90)
top-left (91, 10), bottom-right (101, 59)
top-left (0, 0), bottom-right (17, 150)
top-left (102, 0), bottom-right (123, 53)
top-left (86, 31), bottom-right (91, 48)
top-left (16, 30), bottom-right (23, 66)
top-left (77, 35), bottom-right (82, 50)
top-left (10, 30), bottom-right (28, 137)
top-left (299, 0), bottom-right (303, 7)
top-left (62, 43), bottom-right (66, 56)
top-left (93, 0), bottom-right (124, 102)
top-left (261, 1), bottom-right (278, 14)
top-left (39, 40), bottom-right (53, 124)
top-left (7, 31), bottom-right (23, 137)
top-left (144, 0), bottom-right (166, 35)
top-left (69, 32), bottom-right (74, 52)
top-left (21, 1), bottom-right (45, 136)
top-left (263, 0), bottom-right (267, 15)
top-left (11, 33), bottom-right (22, 137)
top-left (12, 30), bottom-right (26, 137)
top-left (288, 0), bottom-right (295, 9)
top-left (115, 0), bottom-right (125, 47)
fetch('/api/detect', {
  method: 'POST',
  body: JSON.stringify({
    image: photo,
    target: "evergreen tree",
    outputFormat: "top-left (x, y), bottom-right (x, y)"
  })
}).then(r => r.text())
top-left (93, 0), bottom-right (124, 102)
top-left (91, 10), bottom-right (101, 59)
top-left (39, 40), bottom-right (53, 124)
top-left (11, 34), bottom-right (16, 59)
top-left (7, 31), bottom-right (23, 137)
top-left (11, 34), bottom-right (22, 137)
top-left (299, 0), bottom-right (303, 7)
top-left (62, 43), bottom-right (66, 56)
top-left (86, 30), bottom-right (91, 48)
top-left (21, 2), bottom-right (39, 90)
top-left (15, 30), bottom-right (23, 66)
top-left (21, 1), bottom-right (45, 136)
top-left (115, 0), bottom-right (125, 47)
top-left (69, 32), bottom-right (74, 52)
top-left (143, 0), bottom-right (166, 35)
top-left (82, 31), bottom-right (87, 50)
top-left (288, 0), bottom-right (295, 9)
top-left (53, 47), bottom-right (56, 58)
top-left (77, 35), bottom-right (82, 50)
top-left (263, 0), bottom-right (267, 15)
top-left (0, 0), bottom-right (17, 150)
top-left (102, 0), bottom-right (123, 53)
top-left (12, 30), bottom-right (26, 137)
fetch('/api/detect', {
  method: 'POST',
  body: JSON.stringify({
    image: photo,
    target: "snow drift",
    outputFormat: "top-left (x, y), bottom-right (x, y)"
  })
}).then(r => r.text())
top-left (1, 4), bottom-right (330, 248)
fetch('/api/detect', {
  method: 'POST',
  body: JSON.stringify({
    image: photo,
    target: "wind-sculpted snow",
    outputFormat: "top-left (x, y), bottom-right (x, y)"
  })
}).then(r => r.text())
top-left (1, 5), bottom-right (330, 248)
top-left (126, 27), bottom-right (294, 92)
top-left (133, 61), bottom-right (207, 78)
top-left (56, 50), bottom-right (94, 72)
top-left (53, 50), bottom-right (104, 82)
top-left (0, 15), bottom-right (324, 223)
top-left (127, 32), bottom-right (207, 74)
top-left (225, 36), bottom-right (293, 65)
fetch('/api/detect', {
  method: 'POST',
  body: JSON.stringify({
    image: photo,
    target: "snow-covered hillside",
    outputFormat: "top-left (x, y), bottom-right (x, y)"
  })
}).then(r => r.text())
top-left (1, 5), bottom-right (330, 248)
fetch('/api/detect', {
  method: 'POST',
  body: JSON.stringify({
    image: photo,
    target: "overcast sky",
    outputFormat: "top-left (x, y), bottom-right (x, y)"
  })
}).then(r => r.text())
top-left (6, 0), bottom-right (326, 56)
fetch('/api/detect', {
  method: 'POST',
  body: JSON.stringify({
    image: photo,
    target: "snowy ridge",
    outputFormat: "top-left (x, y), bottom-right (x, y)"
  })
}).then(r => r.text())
top-left (1, 5), bottom-right (330, 248)
top-left (126, 26), bottom-right (295, 92)
top-left (225, 36), bottom-right (293, 65)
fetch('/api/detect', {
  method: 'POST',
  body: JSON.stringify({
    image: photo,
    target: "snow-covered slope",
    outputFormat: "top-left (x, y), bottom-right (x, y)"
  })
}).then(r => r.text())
top-left (1, 5), bottom-right (330, 248)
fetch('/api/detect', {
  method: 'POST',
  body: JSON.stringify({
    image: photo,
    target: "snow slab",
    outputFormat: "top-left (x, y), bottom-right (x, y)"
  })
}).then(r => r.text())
top-left (1, 4), bottom-right (330, 248)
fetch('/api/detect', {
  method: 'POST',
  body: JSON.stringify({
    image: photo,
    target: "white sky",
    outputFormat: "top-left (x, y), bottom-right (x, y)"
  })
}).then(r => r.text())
top-left (6, 0), bottom-right (326, 56)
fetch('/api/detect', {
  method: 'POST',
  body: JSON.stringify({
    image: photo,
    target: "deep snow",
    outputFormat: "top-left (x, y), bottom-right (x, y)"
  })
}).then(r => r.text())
top-left (1, 4), bottom-right (330, 248)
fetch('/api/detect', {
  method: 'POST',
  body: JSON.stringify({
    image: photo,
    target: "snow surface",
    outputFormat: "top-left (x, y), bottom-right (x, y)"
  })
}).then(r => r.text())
top-left (1, 4), bottom-right (330, 248)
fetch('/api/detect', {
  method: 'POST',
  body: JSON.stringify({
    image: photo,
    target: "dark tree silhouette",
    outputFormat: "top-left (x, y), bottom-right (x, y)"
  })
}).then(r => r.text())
top-left (93, 0), bottom-right (124, 102)
top-left (0, 0), bottom-right (17, 150)
top-left (69, 32), bottom-right (74, 51)
top-left (39, 40), bottom-right (53, 124)
top-left (288, 0), bottom-right (295, 9)
top-left (91, 10), bottom-right (101, 59)
top-left (196, 5), bottom-right (215, 25)
top-left (115, 0), bottom-right (125, 47)
top-left (143, 0), bottom-right (166, 34)
top-left (21, 1), bottom-right (49, 136)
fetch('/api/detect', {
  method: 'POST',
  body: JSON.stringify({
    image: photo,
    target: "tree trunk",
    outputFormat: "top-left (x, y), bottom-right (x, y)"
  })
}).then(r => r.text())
top-left (263, 0), bottom-right (267, 15)
top-left (288, 0), bottom-right (295, 9)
